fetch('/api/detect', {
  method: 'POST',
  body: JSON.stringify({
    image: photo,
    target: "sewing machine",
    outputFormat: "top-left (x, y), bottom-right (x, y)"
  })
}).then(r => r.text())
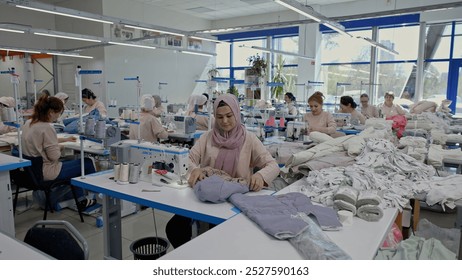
top-left (332, 113), bottom-right (352, 128)
top-left (286, 121), bottom-right (307, 140)
top-left (172, 115), bottom-right (196, 134)
top-left (110, 140), bottom-right (189, 188)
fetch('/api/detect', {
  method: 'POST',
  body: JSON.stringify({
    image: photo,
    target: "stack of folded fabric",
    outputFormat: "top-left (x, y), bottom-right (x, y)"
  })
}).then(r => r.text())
top-left (333, 188), bottom-right (384, 222)
top-left (356, 190), bottom-right (383, 222)
top-left (333, 187), bottom-right (359, 215)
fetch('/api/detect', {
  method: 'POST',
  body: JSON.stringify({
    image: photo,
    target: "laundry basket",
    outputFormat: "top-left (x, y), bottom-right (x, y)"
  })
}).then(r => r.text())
top-left (130, 237), bottom-right (170, 260)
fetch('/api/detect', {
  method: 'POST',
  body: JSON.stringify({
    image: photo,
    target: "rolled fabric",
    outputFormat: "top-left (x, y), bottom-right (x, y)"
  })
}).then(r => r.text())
top-left (356, 204), bottom-right (383, 222)
top-left (333, 187), bottom-right (358, 206)
top-left (356, 190), bottom-right (382, 208)
top-left (334, 200), bottom-right (356, 215)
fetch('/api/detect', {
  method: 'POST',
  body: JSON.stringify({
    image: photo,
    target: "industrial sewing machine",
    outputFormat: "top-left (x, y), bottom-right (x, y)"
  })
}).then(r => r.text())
top-left (332, 113), bottom-right (352, 128)
top-left (286, 121), bottom-right (307, 141)
top-left (172, 115), bottom-right (196, 134)
top-left (110, 140), bottom-right (189, 188)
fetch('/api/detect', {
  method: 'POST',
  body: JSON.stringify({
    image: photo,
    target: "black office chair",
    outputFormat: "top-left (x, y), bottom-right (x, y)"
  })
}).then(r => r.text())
top-left (24, 220), bottom-right (89, 260)
top-left (10, 154), bottom-right (84, 222)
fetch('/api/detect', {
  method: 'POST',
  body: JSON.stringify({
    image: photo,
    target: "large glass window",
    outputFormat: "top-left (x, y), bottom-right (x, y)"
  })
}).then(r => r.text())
top-left (232, 39), bottom-right (266, 67)
top-left (423, 61), bottom-right (449, 102)
top-left (272, 36), bottom-right (299, 64)
top-left (321, 30), bottom-right (372, 63)
top-left (452, 22), bottom-right (462, 58)
top-left (431, 23), bottom-right (452, 59)
top-left (376, 62), bottom-right (414, 103)
top-left (378, 25), bottom-right (419, 61)
top-left (216, 43), bottom-right (230, 67)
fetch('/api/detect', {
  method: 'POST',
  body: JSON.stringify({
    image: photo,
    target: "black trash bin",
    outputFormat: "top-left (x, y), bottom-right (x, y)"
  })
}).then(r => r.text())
top-left (130, 237), bottom-right (170, 260)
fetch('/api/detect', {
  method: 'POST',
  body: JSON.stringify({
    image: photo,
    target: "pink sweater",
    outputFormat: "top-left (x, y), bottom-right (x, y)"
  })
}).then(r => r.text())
top-left (303, 111), bottom-right (337, 135)
top-left (189, 131), bottom-right (280, 185)
top-left (84, 100), bottom-right (107, 117)
top-left (21, 119), bottom-right (62, 181)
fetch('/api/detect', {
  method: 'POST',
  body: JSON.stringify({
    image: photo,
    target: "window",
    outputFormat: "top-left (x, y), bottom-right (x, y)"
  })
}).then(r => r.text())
top-left (321, 30), bottom-right (372, 63)
top-left (378, 25), bottom-right (419, 61)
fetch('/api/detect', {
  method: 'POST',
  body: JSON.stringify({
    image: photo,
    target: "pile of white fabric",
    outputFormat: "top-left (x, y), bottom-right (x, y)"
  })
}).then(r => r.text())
top-left (399, 136), bottom-right (428, 162)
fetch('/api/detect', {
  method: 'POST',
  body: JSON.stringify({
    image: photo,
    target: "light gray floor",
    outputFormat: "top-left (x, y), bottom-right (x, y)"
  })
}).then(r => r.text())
top-left (13, 192), bottom-right (458, 260)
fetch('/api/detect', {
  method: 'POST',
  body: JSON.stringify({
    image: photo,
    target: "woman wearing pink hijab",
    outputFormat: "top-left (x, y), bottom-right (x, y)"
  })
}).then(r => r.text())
top-left (166, 94), bottom-right (279, 248)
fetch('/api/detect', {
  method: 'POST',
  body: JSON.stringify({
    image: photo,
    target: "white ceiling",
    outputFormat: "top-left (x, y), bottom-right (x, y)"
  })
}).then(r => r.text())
top-left (132, 0), bottom-right (356, 20)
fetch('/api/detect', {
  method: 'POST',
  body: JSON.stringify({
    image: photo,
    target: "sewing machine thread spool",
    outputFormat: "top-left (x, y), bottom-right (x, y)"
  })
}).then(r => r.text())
top-left (129, 163), bottom-right (140, 184)
top-left (1, 107), bottom-right (16, 122)
top-left (95, 119), bottom-right (106, 139)
top-left (113, 163), bottom-right (121, 181)
top-left (85, 117), bottom-right (96, 136)
top-left (118, 162), bottom-right (129, 184)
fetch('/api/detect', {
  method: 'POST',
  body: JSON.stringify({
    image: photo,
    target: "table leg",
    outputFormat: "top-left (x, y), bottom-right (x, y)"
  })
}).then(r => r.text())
top-left (0, 171), bottom-right (15, 237)
top-left (103, 194), bottom-right (122, 259)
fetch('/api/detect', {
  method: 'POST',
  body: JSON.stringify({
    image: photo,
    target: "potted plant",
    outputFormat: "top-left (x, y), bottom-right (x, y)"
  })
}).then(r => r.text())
top-left (246, 54), bottom-right (267, 78)
top-left (271, 55), bottom-right (287, 100)
top-left (226, 85), bottom-right (239, 97)
top-left (207, 66), bottom-right (220, 80)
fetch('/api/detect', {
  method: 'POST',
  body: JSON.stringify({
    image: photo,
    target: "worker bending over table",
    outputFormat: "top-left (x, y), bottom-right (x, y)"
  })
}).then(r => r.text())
top-left (166, 94), bottom-right (279, 248)
top-left (129, 94), bottom-right (168, 142)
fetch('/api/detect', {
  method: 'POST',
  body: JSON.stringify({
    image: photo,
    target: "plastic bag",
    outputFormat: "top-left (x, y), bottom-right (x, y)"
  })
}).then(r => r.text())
top-left (381, 223), bottom-right (403, 249)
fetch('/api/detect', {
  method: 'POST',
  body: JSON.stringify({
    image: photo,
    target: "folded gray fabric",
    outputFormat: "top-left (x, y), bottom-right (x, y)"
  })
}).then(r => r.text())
top-left (334, 200), bottom-right (357, 215)
top-left (229, 192), bottom-right (342, 239)
top-left (356, 204), bottom-right (383, 221)
top-left (194, 175), bottom-right (249, 203)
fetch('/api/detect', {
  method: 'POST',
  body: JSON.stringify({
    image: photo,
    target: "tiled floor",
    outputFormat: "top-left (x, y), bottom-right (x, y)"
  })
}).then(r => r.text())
top-left (13, 192), bottom-right (459, 260)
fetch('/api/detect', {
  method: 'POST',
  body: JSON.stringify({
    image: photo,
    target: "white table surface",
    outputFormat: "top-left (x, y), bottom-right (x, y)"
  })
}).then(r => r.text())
top-left (162, 179), bottom-right (398, 260)
top-left (72, 170), bottom-right (273, 224)
top-left (0, 230), bottom-right (53, 260)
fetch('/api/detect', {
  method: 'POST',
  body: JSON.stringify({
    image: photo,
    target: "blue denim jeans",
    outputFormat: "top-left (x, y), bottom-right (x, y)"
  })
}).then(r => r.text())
top-left (56, 158), bottom-right (96, 198)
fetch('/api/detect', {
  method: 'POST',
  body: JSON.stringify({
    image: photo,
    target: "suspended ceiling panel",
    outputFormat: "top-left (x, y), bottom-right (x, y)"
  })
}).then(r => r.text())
top-left (132, 0), bottom-right (357, 20)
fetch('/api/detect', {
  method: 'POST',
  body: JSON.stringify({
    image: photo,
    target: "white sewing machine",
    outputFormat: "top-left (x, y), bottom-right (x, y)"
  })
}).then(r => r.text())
top-left (332, 113), bottom-right (352, 128)
top-left (286, 121), bottom-right (307, 140)
top-left (172, 115), bottom-right (196, 134)
top-left (128, 142), bottom-right (189, 188)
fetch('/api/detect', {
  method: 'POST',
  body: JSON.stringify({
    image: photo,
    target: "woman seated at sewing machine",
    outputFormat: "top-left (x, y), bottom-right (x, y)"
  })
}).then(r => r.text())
top-left (338, 95), bottom-right (366, 125)
top-left (304, 91), bottom-right (343, 137)
top-left (129, 94), bottom-right (168, 142)
top-left (0, 97), bottom-right (17, 134)
top-left (186, 94), bottom-right (214, 131)
top-left (81, 88), bottom-right (107, 118)
top-left (166, 94), bottom-right (279, 248)
top-left (284, 92), bottom-right (298, 116)
top-left (380, 91), bottom-right (406, 118)
top-left (21, 95), bottom-right (97, 209)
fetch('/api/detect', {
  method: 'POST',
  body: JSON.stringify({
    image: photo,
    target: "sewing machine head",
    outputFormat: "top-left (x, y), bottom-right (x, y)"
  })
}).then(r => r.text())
top-left (332, 113), bottom-right (352, 128)
top-left (286, 121), bottom-right (307, 140)
top-left (173, 115), bottom-right (196, 134)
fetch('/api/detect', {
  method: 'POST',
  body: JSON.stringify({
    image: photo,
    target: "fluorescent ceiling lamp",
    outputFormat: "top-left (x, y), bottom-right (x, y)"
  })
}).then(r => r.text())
top-left (358, 36), bottom-right (399, 55)
top-left (189, 36), bottom-right (228, 44)
top-left (180, 50), bottom-right (214, 57)
top-left (109, 41), bottom-right (157, 50)
top-left (0, 27), bottom-right (24, 34)
top-left (200, 27), bottom-right (243, 34)
top-left (274, 0), bottom-right (322, 22)
top-left (124, 25), bottom-right (184, 37)
top-left (16, 5), bottom-right (113, 24)
top-left (0, 47), bottom-right (40, 54)
top-left (34, 32), bottom-right (102, 43)
top-left (274, 0), bottom-right (351, 37)
top-left (47, 52), bottom-right (93, 59)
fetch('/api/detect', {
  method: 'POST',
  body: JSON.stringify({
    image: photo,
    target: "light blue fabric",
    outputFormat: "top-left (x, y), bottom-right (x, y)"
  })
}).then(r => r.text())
top-left (63, 109), bottom-right (115, 134)
top-left (194, 175), bottom-right (249, 203)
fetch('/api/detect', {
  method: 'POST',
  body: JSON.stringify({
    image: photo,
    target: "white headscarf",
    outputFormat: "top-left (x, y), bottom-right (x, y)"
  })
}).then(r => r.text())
top-left (187, 95), bottom-right (207, 114)
top-left (54, 92), bottom-right (69, 102)
top-left (141, 94), bottom-right (155, 111)
top-left (0, 97), bottom-right (15, 108)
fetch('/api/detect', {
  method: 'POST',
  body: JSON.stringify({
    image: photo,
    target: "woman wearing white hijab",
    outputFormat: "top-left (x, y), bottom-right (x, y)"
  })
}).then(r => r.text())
top-left (129, 94), bottom-right (168, 142)
top-left (186, 94), bottom-right (214, 130)
top-left (0, 97), bottom-right (17, 134)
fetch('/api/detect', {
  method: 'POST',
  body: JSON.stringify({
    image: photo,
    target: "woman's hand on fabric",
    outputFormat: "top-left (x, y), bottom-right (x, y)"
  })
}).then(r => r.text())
top-left (188, 168), bottom-right (205, 187)
top-left (249, 173), bottom-right (265, 192)
top-left (58, 136), bottom-right (77, 143)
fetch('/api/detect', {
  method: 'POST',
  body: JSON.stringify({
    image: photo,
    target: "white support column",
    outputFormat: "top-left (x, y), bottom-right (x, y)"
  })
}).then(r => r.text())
top-left (414, 22), bottom-right (426, 102)
top-left (369, 26), bottom-right (379, 105)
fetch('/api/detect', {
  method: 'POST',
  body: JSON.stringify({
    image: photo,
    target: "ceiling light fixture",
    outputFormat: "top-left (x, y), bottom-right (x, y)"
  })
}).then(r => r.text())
top-left (180, 50), bottom-right (214, 57)
top-left (47, 52), bottom-right (93, 59)
top-left (274, 0), bottom-right (352, 37)
top-left (34, 32), bottom-right (102, 43)
top-left (0, 27), bottom-right (25, 34)
top-left (15, 4), bottom-right (113, 24)
top-left (0, 47), bottom-right (40, 54)
top-left (124, 25), bottom-right (185, 37)
top-left (108, 41), bottom-right (157, 50)
top-left (358, 36), bottom-right (399, 55)
top-left (189, 35), bottom-right (228, 44)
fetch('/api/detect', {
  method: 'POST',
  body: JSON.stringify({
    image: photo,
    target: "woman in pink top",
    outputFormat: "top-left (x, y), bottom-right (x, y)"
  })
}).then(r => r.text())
top-left (129, 94), bottom-right (168, 142)
top-left (380, 91), bottom-right (406, 118)
top-left (21, 96), bottom-right (97, 209)
top-left (303, 91), bottom-right (337, 136)
top-left (82, 88), bottom-right (107, 117)
top-left (166, 94), bottom-right (279, 248)
top-left (339, 95), bottom-right (366, 125)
